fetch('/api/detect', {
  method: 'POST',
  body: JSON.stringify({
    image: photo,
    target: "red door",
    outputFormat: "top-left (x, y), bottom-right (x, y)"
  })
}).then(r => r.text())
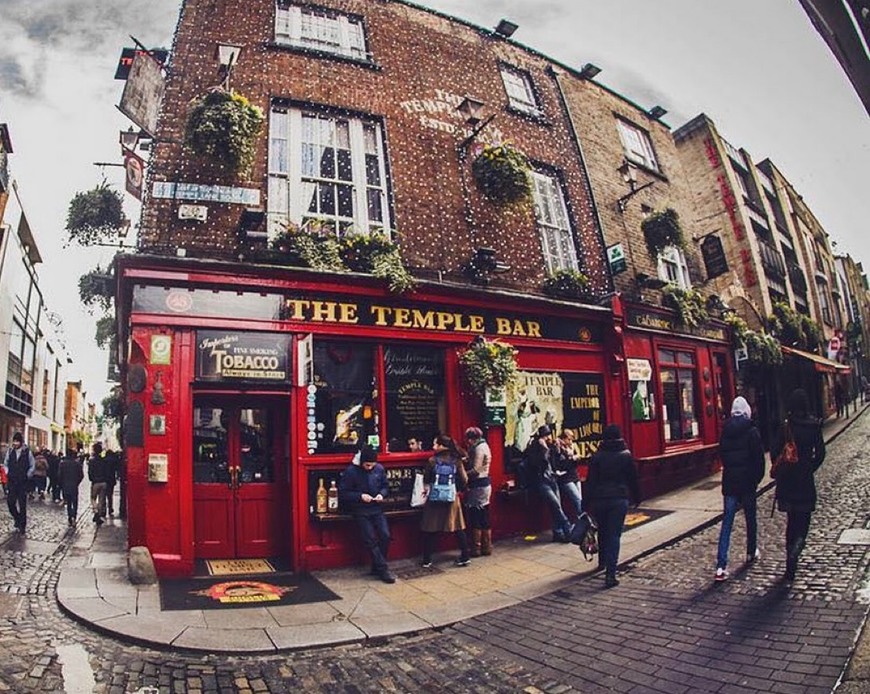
top-left (192, 397), bottom-right (288, 559)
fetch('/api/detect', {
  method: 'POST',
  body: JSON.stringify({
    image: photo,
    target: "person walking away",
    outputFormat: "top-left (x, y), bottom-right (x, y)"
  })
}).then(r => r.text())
top-left (59, 449), bottom-right (84, 528)
top-left (553, 429), bottom-right (584, 520)
top-left (4, 432), bottom-right (35, 533)
top-left (420, 434), bottom-right (470, 568)
top-left (463, 426), bottom-right (493, 557)
top-left (47, 450), bottom-right (62, 503)
top-left (526, 425), bottom-right (572, 542)
top-left (32, 449), bottom-right (49, 500)
top-left (586, 424), bottom-right (640, 588)
top-left (773, 388), bottom-right (825, 582)
top-left (88, 442), bottom-right (110, 525)
top-left (0, 443), bottom-right (8, 497)
top-left (104, 449), bottom-right (121, 516)
top-left (338, 445), bottom-right (395, 584)
top-left (714, 396), bottom-right (764, 581)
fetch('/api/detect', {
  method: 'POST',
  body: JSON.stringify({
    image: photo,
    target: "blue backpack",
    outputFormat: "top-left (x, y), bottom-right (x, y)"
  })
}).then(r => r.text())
top-left (429, 459), bottom-right (457, 503)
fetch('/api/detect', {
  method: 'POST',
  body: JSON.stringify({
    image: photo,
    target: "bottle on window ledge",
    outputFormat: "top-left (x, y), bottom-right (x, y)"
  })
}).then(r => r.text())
top-left (327, 479), bottom-right (339, 512)
top-left (316, 477), bottom-right (328, 514)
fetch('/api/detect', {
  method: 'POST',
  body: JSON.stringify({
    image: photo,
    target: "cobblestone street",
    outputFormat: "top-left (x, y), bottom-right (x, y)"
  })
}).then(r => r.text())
top-left (1, 410), bottom-right (868, 693)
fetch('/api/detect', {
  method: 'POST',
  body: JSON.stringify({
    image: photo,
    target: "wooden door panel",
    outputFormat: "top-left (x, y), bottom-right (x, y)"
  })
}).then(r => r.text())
top-left (193, 489), bottom-right (234, 558)
top-left (236, 486), bottom-right (279, 557)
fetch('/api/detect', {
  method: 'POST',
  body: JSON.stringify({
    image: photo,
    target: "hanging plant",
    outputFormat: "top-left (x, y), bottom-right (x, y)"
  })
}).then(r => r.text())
top-left (772, 301), bottom-right (804, 347)
top-left (184, 88), bottom-right (264, 175)
top-left (459, 337), bottom-right (519, 397)
top-left (78, 265), bottom-right (115, 314)
top-left (471, 143), bottom-right (532, 205)
top-left (800, 315), bottom-right (822, 351)
top-left (268, 227), bottom-right (344, 271)
top-left (744, 330), bottom-right (783, 366)
top-left (66, 183), bottom-right (128, 246)
top-left (724, 312), bottom-right (749, 349)
top-left (641, 207), bottom-right (685, 258)
top-left (542, 269), bottom-right (590, 300)
top-left (340, 232), bottom-right (416, 294)
top-left (662, 285), bottom-right (709, 328)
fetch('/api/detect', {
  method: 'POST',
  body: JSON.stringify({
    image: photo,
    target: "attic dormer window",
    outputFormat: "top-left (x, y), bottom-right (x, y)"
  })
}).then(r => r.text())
top-left (275, 3), bottom-right (369, 62)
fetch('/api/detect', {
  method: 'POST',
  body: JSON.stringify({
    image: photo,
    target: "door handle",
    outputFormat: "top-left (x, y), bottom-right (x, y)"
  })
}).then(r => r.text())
top-left (228, 466), bottom-right (239, 490)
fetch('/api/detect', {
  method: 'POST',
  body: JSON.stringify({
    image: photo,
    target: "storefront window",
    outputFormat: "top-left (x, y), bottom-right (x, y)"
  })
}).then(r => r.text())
top-left (631, 379), bottom-right (655, 421)
top-left (384, 345), bottom-right (445, 452)
top-left (658, 348), bottom-right (699, 442)
top-left (310, 340), bottom-right (376, 454)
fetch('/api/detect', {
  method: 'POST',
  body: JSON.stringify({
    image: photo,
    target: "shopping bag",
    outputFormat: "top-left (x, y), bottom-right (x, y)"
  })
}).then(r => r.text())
top-left (410, 471), bottom-right (428, 507)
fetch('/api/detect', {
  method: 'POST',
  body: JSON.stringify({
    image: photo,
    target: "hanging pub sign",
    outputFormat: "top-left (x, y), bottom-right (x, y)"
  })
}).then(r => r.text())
top-left (607, 243), bottom-right (628, 275)
top-left (701, 235), bottom-right (728, 280)
top-left (195, 331), bottom-right (292, 382)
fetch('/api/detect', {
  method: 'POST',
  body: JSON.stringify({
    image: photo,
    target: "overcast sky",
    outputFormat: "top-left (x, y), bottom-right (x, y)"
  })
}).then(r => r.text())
top-left (1, 0), bottom-right (867, 404)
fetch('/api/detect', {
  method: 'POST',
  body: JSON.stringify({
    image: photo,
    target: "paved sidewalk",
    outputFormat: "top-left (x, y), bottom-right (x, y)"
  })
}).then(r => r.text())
top-left (56, 403), bottom-right (869, 654)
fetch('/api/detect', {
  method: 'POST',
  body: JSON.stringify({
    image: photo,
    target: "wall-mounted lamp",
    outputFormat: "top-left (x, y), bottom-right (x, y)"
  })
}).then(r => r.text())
top-left (494, 19), bottom-right (518, 37)
top-left (463, 247), bottom-right (511, 286)
top-left (456, 96), bottom-right (496, 153)
top-left (616, 160), bottom-right (655, 213)
top-left (216, 42), bottom-right (243, 86)
top-left (578, 63), bottom-right (602, 80)
top-left (119, 126), bottom-right (139, 152)
top-left (648, 105), bottom-right (668, 120)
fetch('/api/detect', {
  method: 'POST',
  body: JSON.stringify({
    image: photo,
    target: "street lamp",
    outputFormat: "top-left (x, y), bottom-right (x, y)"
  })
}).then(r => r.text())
top-left (456, 96), bottom-right (496, 154)
top-left (616, 160), bottom-right (655, 213)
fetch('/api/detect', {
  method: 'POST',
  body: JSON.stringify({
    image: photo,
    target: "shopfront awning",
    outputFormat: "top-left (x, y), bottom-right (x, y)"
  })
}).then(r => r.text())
top-left (782, 346), bottom-right (851, 374)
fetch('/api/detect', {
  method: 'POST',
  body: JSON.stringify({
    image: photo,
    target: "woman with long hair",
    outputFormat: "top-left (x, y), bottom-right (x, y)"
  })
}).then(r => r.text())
top-left (419, 434), bottom-right (470, 568)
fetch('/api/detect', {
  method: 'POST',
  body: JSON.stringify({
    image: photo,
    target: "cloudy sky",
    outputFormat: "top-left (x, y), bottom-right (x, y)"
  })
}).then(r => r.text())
top-left (1, 0), bottom-right (868, 404)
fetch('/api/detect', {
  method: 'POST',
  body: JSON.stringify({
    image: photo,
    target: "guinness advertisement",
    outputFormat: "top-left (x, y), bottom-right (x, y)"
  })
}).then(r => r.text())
top-left (196, 331), bottom-right (292, 382)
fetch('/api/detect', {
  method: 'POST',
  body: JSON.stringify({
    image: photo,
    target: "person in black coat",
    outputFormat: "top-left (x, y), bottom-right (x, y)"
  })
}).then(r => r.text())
top-left (714, 396), bottom-right (765, 581)
top-left (526, 425), bottom-right (572, 542)
top-left (586, 424), bottom-right (640, 588)
top-left (338, 446), bottom-right (396, 584)
top-left (58, 450), bottom-right (84, 528)
top-left (773, 388), bottom-right (825, 582)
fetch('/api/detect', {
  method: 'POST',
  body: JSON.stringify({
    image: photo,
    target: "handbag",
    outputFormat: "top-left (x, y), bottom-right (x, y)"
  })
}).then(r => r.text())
top-left (569, 512), bottom-right (600, 561)
top-left (771, 422), bottom-right (799, 479)
top-left (410, 471), bottom-right (428, 508)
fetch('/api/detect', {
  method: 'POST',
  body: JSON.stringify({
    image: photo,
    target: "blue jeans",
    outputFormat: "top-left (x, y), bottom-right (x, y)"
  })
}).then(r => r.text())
top-left (594, 498), bottom-right (629, 576)
top-left (538, 480), bottom-right (571, 538)
top-left (558, 480), bottom-right (583, 518)
top-left (354, 512), bottom-right (391, 573)
top-left (716, 492), bottom-right (757, 569)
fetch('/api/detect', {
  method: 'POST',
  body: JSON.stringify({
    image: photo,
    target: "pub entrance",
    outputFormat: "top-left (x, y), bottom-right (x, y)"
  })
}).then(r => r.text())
top-left (192, 395), bottom-right (289, 560)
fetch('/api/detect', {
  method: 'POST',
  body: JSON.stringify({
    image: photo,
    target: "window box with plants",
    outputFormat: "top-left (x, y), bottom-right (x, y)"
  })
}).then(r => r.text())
top-left (662, 285), bottom-right (709, 329)
top-left (471, 143), bottom-right (533, 206)
top-left (541, 269), bottom-right (591, 301)
top-left (641, 207), bottom-right (685, 258)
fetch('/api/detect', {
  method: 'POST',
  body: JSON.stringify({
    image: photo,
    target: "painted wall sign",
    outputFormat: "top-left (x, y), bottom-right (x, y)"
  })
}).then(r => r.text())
top-left (627, 308), bottom-right (727, 342)
top-left (398, 88), bottom-right (504, 143)
top-left (562, 373), bottom-right (606, 460)
top-left (195, 331), bottom-right (292, 382)
top-left (151, 182), bottom-right (261, 205)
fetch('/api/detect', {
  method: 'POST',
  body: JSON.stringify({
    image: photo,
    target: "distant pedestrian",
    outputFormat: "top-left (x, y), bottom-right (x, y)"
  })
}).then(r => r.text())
top-left (88, 442), bottom-right (110, 526)
top-left (420, 434), bottom-right (470, 568)
top-left (3, 432), bottom-right (35, 533)
top-left (463, 426), bottom-right (492, 557)
top-left (47, 450), bottom-right (62, 503)
top-left (0, 443), bottom-right (7, 496)
top-left (586, 424), bottom-right (640, 588)
top-left (32, 449), bottom-right (49, 500)
top-left (338, 446), bottom-right (395, 583)
top-left (834, 380), bottom-right (845, 418)
top-left (59, 449), bottom-right (84, 528)
top-left (104, 449), bottom-right (121, 516)
top-left (773, 388), bottom-right (825, 582)
top-left (714, 396), bottom-right (765, 582)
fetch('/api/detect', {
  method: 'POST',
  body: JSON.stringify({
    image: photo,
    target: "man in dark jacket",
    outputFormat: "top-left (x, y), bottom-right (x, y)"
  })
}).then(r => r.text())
top-left (4, 432), bottom-right (35, 533)
top-left (715, 396), bottom-right (765, 581)
top-left (88, 442), bottom-right (110, 526)
top-left (526, 425), bottom-right (573, 543)
top-left (338, 446), bottom-right (395, 584)
top-left (586, 424), bottom-right (640, 588)
top-left (59, 450), bottom-right (84, 527)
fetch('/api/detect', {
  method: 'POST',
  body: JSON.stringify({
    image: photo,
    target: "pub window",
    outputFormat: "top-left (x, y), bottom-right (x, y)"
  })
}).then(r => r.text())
top-left (310, 340), bottom-right (376, 454)
top-left (530, 170), bottom-right (579, 273)
top-left (384, 345), bottom-right (446, 452)
top-left (499, 64), bottom-right (542, 117)
top-left (657, 348), bottom-right (699, 442)
top-left (275, 3), bottom-right (369, 61)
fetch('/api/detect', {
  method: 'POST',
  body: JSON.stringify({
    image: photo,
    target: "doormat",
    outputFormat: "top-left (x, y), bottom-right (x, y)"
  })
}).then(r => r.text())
top-left (205, 559), bottom-right (275, 576)
top-left (160, 573), bottom-right (340, 611)
top-left (624, 508), bottom-right (671, 530)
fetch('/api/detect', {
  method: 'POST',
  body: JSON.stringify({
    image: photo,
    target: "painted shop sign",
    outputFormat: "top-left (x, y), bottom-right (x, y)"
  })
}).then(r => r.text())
top-left (151, 182), bottom-right (261, 205)
top-left (627, 308), bottom-right (727, 342)
top-left (196, 331), bottom-right (292, 382)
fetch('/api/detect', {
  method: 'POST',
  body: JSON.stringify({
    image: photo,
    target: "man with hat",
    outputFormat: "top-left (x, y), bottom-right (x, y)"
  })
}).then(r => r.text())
top-left (3, 432), bottom-right (35, 533)
top-left (338, 445), bottom-right (396, 584)
top-left (526, 425), bottom-right (573, 542)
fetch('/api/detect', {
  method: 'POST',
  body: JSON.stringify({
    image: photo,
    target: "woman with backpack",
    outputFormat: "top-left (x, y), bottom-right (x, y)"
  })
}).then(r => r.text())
top-left (772, 388), bottom-right (825, 582)
top-left (420, 434), bottom-right (470, 568)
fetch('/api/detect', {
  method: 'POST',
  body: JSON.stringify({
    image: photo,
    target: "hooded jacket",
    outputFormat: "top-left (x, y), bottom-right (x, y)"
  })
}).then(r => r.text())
top-left (719, 415), bottom-right (764, 496)
top-left (586, 437), bottom-right (641, 505)
top-left (774, 416), bottom-right (825, 511)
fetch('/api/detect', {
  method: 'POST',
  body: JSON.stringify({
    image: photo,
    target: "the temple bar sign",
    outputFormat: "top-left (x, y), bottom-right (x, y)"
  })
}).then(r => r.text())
top-left (283, 296), bottom-right (602, 343)
top-left (196, 331), bottom-right (291, 382)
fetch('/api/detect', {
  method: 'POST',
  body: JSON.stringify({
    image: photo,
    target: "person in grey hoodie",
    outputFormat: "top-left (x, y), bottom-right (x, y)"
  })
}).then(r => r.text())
top-left (714, 396), bottom-right (765, 582)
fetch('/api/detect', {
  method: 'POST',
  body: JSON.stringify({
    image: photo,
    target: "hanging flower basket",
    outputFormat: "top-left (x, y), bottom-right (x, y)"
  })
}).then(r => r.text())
top-left (542, 269), bottom-right (591, 300)
top-left (471, 143), bottom-right (532, 205)
top-left (662, 285), bottom-right (709, 328)
top-left (744, 330), bottom-right (783, 366)
top-left (65, 183), bottom-right (128, 246)
top-left (458, 337), bottom-right (519, 397)
top-left (641, 207), bottom-right (685, 258)
top-left (184, 88), bottom-right (264, 175)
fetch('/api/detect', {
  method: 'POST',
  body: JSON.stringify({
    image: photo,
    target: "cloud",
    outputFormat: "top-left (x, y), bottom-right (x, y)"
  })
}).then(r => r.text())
top-left (0, 0), bottom-right (177, 98)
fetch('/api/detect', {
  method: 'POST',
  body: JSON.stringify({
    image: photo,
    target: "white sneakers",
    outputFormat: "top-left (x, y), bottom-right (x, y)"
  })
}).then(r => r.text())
top-left (746, 549), bottom-right (761, 563)
top-left (714, 567), bottom-right (729, 582)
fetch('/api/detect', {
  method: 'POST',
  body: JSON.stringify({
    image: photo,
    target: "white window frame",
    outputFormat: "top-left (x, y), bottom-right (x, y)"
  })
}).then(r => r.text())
top-left (499, 65), bottom-right (541, 117)
top-left (267, 106), bottom-right (392, 239)
top-left (617, 119), bottom-right (659, 172)
top-left (275, 4), bottom-right (368, 61)
top-left (530, 170), bottom-right (578, 273)
top-left (657, 245), bottom-right (691, 290)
